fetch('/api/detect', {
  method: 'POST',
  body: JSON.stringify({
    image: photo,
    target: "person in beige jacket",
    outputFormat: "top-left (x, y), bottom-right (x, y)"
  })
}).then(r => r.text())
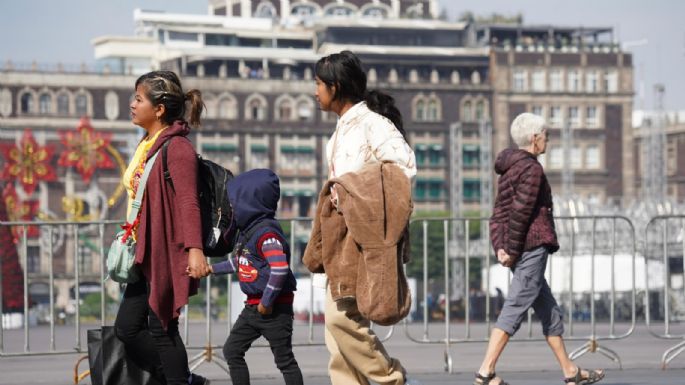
top-left (303, 161), bottom-right (413, 326)
top-left (306, 50), bottom-right (420, 385)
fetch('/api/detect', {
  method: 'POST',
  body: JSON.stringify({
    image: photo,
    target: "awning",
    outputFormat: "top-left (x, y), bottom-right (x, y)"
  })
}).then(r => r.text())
top-left (251, 144), bottom-right (268, 152)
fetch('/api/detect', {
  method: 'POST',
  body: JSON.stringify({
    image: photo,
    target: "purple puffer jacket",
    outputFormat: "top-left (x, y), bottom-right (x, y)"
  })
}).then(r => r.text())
top-left (489, 148), bottom-right (559, 262)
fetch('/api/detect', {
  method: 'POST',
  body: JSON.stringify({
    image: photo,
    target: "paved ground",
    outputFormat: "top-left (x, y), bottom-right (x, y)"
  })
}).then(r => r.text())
top-left (1, 321), bottom-right (685, 384)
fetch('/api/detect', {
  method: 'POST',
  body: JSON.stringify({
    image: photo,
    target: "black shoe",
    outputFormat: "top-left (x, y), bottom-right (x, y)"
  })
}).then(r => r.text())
top-left (189, 373), bottom-right (211, 385)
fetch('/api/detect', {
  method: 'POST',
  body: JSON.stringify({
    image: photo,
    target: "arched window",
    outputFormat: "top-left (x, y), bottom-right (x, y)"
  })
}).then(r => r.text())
top-left (277, 97), bottom-right (294, 121)
top-left (255, 1), bottom-right (277, 18)
top-left (57, 92), bottom-right (70, 116)
top-left (218, 95), bottom-right (238, 120)
top-left (296, 96), bottom-right (314, 122)
top-left (462, 100), bottom-right (473, 122)
top-left (324, 4), bottom-right (357, 18)
top-left (245, 94), bottom-right (268, 121)
top-left (39, 93), bottom-right (52, 114)
top-left (415, 99), bottom-right (426, 121)
top-left (427, 99), bottom-right (440, 121)
top-left (291, 3), bottom-right (320, 18)
top-left (75, 93), bottom-right (89, 117)
top-left (20, 92), bottom-right (34, 114)
top-left (361, 5), bottom-right (389, 19)
top-left (475, 100), bottom-right (485, 121)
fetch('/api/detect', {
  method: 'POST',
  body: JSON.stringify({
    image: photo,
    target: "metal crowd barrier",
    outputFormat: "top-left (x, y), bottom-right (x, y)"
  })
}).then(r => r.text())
top-left (0, 218), bottom-right (394, 376)
top-left (0, 215), bottom-right (646, 375)
top-left (643, 215), bottom-right (685, 369)
top-left (0, 219), bottom-right (120, 357)
top-left (404, 215), bottom-right (637, 372)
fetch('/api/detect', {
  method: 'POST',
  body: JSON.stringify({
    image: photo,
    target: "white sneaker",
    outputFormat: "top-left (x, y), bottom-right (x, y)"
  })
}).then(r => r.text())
top-left (405, 377), bottom-right (423, 385)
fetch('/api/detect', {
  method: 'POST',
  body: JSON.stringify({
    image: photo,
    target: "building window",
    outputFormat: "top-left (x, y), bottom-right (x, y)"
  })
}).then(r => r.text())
top-left (276, 97), bottom-right (294, 122)
top-left (585, 145), bottom-right (601, 169)
top-left (361, 5), bottom-right (388, 18)
top-left (20, 92), bottom-right (34, 114)
top-left (415, 99), bottom-right (426, 121)
top-left (291, 4), bottom-right (318, 17)
top-left (218, 95), bottom-right (238, 120)
top-left (550, 106), bottom-right (563, 128)
top-left (168, 31), bottom-right (198, 42)
top-left (532, 69), bottom-right (546, 92)
top-left (463, 144), bottom-right (480, 168)
top-left (549, 147), bottom-right (563, 169)
top-left (568, 106), bottom-right (580, 128)
top-left (39, 93), bottom-right (52, 114)
top-left (475, 100), bottom-right (486, 121)
top-left (667, 141), bottom-right (677, 176)
top-left (255, 1), bottom-right (277, 18)
top-left (586, 106), bottom-right (599, 128)
top-left (462, 100), bottom-right (473, 122)
top-left (531, 105), bottom-right (544, 118)
top-left (324, 5), bottom-right (356, 17)
top-left (605, 70), bottom-right (618, 93)
top-left (429, 145), bottom-right (444, 165)
top-left (75, 93), bottom-right (88, 117)
top-left (567, 70), bottom-right (581, 92)
top-left (296, 96), bottom-right (315, 122)
top-left (427, 98), bottom-right (440, 121)
top-left (245, 94), bottom-right (267, 121)
top-left (57, 93), bottom-right (70, 116)
top-left (464, 179), bottom-right (480, 202)
top-left (513, 69), bottom-right (528, 92)
top-left (586, 71), bottom-right (600, 93)
top-left (550, 69), bottom-right (564, 92)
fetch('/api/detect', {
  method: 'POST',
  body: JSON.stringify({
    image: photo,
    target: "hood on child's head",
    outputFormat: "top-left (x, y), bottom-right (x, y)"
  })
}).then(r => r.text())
top-left (227, 168), bottom-right (280, 231)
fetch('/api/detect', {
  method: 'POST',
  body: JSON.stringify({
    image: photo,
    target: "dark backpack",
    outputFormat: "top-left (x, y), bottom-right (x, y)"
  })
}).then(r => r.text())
top-left (161, 140), bottom-right (235, 257)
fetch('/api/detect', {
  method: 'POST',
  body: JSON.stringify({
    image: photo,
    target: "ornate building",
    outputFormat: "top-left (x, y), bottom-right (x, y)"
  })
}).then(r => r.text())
top-left (0, 1), bottom-right (633, 307)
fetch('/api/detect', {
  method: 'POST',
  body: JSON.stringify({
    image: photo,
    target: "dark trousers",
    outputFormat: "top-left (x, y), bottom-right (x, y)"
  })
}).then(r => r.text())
top-left (223, 304), bottom-right (303, 385)
top-left (114, 280), bottom-right (190, 385)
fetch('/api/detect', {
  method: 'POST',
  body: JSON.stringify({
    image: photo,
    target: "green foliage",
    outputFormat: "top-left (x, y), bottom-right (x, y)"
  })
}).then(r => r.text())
top-left (80, 292), bottom-right (116, 318)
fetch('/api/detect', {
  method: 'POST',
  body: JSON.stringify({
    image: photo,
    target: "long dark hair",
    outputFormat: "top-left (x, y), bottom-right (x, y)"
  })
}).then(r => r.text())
top-left (315, 51), bottom-right (407, 140)
top-left (135, 70), bottom-right (204, 127)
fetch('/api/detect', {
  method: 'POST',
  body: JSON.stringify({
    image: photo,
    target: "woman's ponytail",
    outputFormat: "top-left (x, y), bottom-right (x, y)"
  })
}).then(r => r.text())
top-left (365, 90), bottom-right (407, 141)
top-left (185, 89), bottom-right (204, 127)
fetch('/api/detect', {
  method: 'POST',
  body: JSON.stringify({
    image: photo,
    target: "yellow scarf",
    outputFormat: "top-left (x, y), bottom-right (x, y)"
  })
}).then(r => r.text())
top-left (123, 129), bottom-right (166, 221)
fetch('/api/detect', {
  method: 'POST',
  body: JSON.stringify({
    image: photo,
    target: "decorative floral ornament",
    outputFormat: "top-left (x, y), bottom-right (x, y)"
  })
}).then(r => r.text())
top-left (0, 129), bottom-right (56, 195)
top-left (1, 183), bottom-right (39, 243)
top-left (58, 117), bottom-right (114, 183)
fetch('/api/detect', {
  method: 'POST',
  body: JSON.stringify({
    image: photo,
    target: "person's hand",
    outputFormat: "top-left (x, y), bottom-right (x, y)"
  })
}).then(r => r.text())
top-left (186, 264), bottom-right (213, 276)
top-left (497, 249), bottom-right (514, 267)
top-left (187, 248), bottom-right (211, 278)
top-left (257, 303), bottom-right (272, 315)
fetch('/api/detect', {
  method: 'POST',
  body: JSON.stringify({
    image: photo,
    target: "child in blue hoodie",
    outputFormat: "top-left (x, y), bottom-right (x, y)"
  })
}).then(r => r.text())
top-left (208, 169), bottom-right (302, 385)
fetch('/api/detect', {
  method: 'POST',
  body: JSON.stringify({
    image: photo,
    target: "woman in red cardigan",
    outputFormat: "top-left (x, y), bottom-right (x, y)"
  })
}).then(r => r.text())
top-left (114, 70), bottom-right (211, 385)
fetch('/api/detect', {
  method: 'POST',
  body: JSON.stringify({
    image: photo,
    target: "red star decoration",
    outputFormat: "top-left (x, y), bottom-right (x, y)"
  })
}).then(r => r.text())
top-left (2, 183), bottom-right (39, 242)
top-left (0, 129), bottom-right (56, 195)
top-left (58, 117), bottom-right (114, 184)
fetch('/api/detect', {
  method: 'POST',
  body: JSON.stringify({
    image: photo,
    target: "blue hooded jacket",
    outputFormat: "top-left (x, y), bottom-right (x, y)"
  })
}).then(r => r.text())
top-left (212, 169), bottom-right (297, 304)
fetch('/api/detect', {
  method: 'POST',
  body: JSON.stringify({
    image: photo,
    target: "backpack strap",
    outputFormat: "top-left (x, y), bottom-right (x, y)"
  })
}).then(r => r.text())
top-left (126, 151), bottom-right (160, 225)
top-left (161, 139), bottom-right (174, 190)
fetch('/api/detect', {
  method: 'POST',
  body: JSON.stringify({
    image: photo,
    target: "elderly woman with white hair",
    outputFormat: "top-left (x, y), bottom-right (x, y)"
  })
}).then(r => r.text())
top-left (472, 113), bottom-right (605, 385)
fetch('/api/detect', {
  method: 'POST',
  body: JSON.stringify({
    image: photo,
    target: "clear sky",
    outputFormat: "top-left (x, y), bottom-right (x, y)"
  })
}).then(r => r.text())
top-left (0, 1), bottom-right (682, 110)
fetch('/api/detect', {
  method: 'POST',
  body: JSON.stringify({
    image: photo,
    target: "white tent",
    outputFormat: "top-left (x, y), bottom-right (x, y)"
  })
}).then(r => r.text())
top-left (484, 253), bottom-right (665, 296)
